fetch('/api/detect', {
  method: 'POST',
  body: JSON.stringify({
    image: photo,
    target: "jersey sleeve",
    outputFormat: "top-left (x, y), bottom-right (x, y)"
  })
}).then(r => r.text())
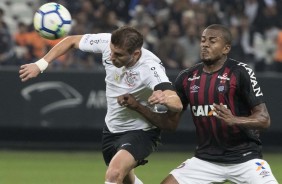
top-left (140, 62), bottom-right (171, 90)
top-left (238, 66), bottom-right (265, 108)
top-left (78, 33), bottom-right (111, 53)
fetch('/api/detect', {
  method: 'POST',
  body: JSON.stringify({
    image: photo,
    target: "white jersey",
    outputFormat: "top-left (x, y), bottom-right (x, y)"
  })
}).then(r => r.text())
top-left (79, 33), bottom-right (171, 133)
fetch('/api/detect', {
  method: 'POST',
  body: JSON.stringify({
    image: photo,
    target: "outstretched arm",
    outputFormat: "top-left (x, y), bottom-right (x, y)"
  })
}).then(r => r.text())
top-left (117, 94), bottom-right (182, 132)
top-left (19, 35), bottom-right (83, 82)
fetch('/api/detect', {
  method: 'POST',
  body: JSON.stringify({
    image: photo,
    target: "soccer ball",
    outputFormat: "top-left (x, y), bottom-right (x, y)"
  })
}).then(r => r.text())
top-left (33, 3), bottom-right (72, 40)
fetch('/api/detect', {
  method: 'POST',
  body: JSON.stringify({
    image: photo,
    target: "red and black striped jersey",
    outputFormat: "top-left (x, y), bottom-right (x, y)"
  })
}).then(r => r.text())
top-left (175, 58), bottom-right (265, 163)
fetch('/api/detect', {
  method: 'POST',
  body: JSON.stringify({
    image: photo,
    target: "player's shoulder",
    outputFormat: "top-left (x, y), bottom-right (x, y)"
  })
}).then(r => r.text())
top-left (177, 62), bottom-right (203, 79)
top-left (226, 58), bottom-right (254, 75)
top-left (138, 48), bottom-right (163, 68)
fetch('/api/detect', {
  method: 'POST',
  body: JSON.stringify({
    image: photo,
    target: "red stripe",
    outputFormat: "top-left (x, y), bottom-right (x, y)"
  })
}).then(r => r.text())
top-left (209, 73), bottom-right (220, 142)
top-left (198, 73), bottom-right (206, 104)
top-left (219, 68), bottom-right (231, 139)
top-left (229, 73), bottom-right (240, 133)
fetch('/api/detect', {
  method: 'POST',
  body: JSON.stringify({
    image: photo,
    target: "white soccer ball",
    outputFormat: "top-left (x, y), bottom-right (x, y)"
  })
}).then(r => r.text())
top-left (33, 3), bottom-right (72, 40)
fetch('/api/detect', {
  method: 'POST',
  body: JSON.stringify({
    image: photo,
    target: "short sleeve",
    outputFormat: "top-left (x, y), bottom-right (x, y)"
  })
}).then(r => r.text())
top-left (79, 33), bottom-right (111, 53)
top-left (140, 62), bottom-right (171, 90)
top-left (238, 66), bottom-right (264, 108)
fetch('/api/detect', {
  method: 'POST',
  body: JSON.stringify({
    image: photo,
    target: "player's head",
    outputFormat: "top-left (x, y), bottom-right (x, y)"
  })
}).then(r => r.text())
top-left (110, 26), bottom-right (143, 68)
top-left (200, 24), bottom-right (232, 66)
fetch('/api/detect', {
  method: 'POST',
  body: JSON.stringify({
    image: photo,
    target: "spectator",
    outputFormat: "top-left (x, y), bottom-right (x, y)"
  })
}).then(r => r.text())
top-left (177, 24), bottom-right (200, 68)
top-left (273, 31), bottom-right (282, 72)
top-left (0, 8), bottom-right (17, 66)
top-left (156, 20), bottom-right (185, 70)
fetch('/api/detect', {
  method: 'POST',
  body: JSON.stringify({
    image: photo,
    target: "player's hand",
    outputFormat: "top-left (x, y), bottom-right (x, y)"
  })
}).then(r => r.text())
top-left (19, 63), bottom-right (41, 82)
top-left (213, 103), bottom-right (236, 126)
top-left (148, 90), bottom-right (166, 105)
top-left (117, 94), bottom-right (139, 110)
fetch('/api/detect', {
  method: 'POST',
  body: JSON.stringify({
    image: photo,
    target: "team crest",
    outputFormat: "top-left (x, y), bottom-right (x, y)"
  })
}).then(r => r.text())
top-left (217, 84), bottom-right (227, 93)
top-left (125, 71), bottom-right (138, 87)
top-left (217, 73), bottom-right (229, 93)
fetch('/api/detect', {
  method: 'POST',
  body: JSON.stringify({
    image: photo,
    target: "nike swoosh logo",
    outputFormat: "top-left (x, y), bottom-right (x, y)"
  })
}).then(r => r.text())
top-left (121, 143), bottom-right (131, 147)
top-left (104, 59), bottom-right (112, 65)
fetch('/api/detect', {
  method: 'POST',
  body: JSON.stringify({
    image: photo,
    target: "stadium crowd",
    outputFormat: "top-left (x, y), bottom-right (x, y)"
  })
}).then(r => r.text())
top-left (1, 0), bottom-right (282, 72)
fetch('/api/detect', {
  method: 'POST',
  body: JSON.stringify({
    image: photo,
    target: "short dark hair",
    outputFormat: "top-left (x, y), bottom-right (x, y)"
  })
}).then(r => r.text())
top-left (111, 26), bottom-right (143, 54)
top-left (206, 24), bottom-right (232, 44)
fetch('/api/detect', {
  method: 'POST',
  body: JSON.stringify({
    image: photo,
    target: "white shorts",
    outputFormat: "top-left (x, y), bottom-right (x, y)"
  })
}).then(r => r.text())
top-left (170, 157), bottom-right (278, 184)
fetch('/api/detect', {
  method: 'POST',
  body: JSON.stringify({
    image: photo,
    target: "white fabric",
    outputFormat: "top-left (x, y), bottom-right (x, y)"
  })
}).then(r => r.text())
top-left (134, 175), bottom-right (143, 184)
top-left (104, 182), bottom-right (117, 184)
top-left (79, 33), bottom-right (171, 133)
top-left (35, 58), bottom-right (49, 73)
top-left (170, 157), bottom-right (278, 184)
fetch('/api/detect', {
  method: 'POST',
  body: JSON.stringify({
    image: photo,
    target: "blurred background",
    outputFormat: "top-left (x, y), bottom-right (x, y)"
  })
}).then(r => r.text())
top-left (0, 0), bottom-right (281, 160)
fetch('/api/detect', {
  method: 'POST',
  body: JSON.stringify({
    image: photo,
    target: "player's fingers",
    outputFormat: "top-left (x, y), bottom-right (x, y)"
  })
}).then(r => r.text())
top-left (21, 75), bottom-right (29, 82)
top-left (117, 96), bottom-right (123, 106)
top-left (20, 65), bottom-right (27, 69)
top-left (19, 72), bottom-right (28, 80)
top-left (22, 72), bottom-right (33, 82)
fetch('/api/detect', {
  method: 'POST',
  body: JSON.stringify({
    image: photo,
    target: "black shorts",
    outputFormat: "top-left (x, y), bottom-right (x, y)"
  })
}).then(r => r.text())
top-left (102, 127), bottom-right (161, 167)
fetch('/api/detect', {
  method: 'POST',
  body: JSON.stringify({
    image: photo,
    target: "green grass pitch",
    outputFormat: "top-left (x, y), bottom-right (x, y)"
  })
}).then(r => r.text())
top-left (0, 150), bottom-right (281, 184)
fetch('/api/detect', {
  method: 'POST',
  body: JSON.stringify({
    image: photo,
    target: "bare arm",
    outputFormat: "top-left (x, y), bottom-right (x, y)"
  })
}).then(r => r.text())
top-left (148, 90), bottom-right (183, 112)
top-left (19, 35), bottom-right (83, 82)
top-left (117, 94), bottom-right (182, 132)
top-left (213, 103), bottom-right (270, 130)
top-left (43, 35), bottom-right (82, 63)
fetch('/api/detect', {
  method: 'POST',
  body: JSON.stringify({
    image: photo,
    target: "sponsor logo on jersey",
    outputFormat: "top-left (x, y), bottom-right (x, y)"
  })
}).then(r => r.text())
top-left (217, 73), bottom-right (229, 93)
top-left (83, 34), bottom-right (91, 43)
top-left (188, 74), bottom-right (200, 81)
top-left (121, 143), bottom-right (131, 148)
top-left (104, 58), bottom-right (112, 65)
top-left (259, 170), bottom-right (270, 178)
top-left (242, 151), bottom-right (252, 157)
top-left (176, 162), bottom-right (185, 169)
top-left (237, 62), bottom-right (263, 97)
top-left (217, 73), bottom-right (230, 81)
top-left (190, 85), bottom-right (200, 93)
top-left (89, 38), bottom-right (109, 45)
top-left (255, 162), bottom-right (266, 171)
top-left (192, 104), bottom-right (227, 116)
top-left (151, 67), bottom-right (161, 83)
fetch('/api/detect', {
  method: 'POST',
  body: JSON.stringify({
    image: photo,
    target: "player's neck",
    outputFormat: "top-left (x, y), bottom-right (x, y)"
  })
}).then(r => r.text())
top-left (203, 56), bottom-right (227, 73)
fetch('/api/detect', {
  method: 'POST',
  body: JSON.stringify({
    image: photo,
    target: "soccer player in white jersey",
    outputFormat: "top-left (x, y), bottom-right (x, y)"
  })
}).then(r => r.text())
top-left (19, 26), bottom-right (183, 184)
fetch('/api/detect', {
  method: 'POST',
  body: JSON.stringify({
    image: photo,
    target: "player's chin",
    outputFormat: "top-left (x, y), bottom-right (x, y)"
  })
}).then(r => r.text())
top-left (112, 62), bottom-right (122, 68)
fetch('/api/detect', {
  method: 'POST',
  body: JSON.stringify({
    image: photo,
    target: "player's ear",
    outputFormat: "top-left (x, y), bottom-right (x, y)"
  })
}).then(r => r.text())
top-left (133, 49), bottom-right (141, 58)
top-left (223, 44), bottom-right (231, 55)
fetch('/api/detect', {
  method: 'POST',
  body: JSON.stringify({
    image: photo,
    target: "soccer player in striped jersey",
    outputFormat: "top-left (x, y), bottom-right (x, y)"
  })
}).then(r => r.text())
top-left (19, 26), bottom-right (183, 184)
top-left (158, 24), bottom-right (278, 183)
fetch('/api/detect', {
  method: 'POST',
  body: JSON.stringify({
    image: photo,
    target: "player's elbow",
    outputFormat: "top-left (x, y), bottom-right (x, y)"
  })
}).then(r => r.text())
top-left (262, 115), bottom-right (271, 129)
top-left (173, 103), bottom-right (183, 112)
